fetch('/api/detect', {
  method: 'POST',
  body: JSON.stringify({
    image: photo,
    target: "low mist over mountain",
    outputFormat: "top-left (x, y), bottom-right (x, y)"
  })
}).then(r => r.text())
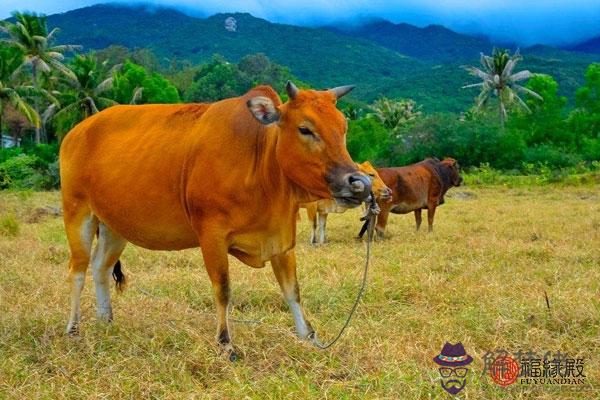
top-left (41, 4), bottom-right (600, 111)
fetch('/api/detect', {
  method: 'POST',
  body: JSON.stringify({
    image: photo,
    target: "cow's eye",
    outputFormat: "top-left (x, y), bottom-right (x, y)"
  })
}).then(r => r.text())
top-left (298, 126), bottom-right (315, 137)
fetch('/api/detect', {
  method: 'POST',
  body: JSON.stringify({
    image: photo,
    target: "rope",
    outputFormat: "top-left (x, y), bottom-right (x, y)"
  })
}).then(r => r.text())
top-left (136, 193), bottom-right (380, 351)
top-left (309, 192), bottom-right (379, 349)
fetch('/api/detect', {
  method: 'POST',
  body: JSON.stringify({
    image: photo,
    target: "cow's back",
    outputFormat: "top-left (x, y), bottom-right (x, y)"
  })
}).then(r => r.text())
top-left (60, 103), bottom-right (210, 250)
top-left (377, 164), bottom-right (433, 214)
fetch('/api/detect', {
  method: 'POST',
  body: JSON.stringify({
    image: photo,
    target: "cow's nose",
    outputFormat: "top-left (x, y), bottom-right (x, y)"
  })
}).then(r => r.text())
top-left (347, 173), bottom-right (372, 201)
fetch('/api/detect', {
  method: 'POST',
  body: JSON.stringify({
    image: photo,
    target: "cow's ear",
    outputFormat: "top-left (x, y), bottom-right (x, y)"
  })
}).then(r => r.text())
top-left (247, 96), bottom-right (280, 125)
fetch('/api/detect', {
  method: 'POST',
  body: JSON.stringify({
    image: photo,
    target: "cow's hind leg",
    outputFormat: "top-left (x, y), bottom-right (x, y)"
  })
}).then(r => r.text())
top-left (414, 209), bottom-right (422, 231)
top-left (91, 222), bottom-right (127, 322)
top-left (63, 204), bottom-right (97, 335)
top-left (271, 251), bottom-right (314, 339)
top-left (306, 205), bottom-right (318, 245)
top-left (199, 236), bottom-right (236, 360)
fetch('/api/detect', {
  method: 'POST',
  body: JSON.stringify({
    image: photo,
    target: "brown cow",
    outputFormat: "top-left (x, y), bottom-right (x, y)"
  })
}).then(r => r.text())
top-left (375, 158), bottom-right (462, 236)
top-left (303, 161), bottom-right (391, 244)
top-left (59, 82), bottom-right (371, 360)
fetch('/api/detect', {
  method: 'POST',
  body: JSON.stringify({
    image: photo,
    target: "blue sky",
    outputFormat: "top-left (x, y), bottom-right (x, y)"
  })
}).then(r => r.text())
top-left (2, 0), bottom-right (599, 45)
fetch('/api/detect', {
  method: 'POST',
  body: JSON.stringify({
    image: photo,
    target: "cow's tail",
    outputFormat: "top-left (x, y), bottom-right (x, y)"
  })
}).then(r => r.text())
top-left (112, 260), bottom-right (126, 293)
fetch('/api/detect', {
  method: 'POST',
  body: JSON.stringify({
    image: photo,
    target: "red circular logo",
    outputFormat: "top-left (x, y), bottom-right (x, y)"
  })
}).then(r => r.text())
top-left (489, 356), bottom-right (520, 386)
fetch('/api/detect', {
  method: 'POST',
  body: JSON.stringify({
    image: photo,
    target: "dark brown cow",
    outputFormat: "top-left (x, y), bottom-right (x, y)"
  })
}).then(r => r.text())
top-left (375, 158), bottom-right (463, 236)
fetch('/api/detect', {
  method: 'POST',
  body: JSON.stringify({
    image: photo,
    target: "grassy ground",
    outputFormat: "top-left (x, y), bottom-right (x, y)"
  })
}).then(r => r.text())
top-left (0, 186), bottom-right (599, 399)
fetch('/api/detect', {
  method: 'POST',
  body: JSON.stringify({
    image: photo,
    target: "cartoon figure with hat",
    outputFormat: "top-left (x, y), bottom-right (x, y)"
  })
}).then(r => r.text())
top-left (433, 342), bottom-right (473, 395)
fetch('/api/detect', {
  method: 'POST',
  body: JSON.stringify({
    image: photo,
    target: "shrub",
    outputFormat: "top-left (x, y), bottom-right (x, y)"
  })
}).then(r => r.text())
top-left (0, 153), bottom-right (58, 190)
top-left (0, 213), bottom-right (19, 236)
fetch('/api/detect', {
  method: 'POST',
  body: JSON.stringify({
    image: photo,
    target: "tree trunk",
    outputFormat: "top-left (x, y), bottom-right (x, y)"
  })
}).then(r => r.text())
top-left (32, 65), bottom-right (42, 145)
top-left (498, 93), bottom-right (505, 131)
top-left (0, 108), bottom-right (3, 149)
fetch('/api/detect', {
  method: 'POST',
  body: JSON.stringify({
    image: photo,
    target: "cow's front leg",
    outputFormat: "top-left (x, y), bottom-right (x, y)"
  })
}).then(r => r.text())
top-left (427, 203), bottom-right (437, 233)
top-left (318, 212), bottom-right (328, 244)
top-left (199, 237), bottom-right (236, 361)
top-left (375, 202), bottom-right (391, 239)
top-left (271, 250), bottom-right (314, 339)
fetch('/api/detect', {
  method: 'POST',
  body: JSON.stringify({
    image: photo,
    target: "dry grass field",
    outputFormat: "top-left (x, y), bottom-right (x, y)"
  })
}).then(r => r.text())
top-left (0, 186), bottom-right (599, 399)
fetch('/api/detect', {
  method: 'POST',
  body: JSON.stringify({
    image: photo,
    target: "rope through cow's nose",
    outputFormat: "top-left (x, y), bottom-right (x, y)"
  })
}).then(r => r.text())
top-left (310, 191), bottom-right (378, 350)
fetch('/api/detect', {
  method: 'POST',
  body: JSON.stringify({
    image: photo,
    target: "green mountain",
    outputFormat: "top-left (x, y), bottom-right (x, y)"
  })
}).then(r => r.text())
top-left (328, 19), bottom-right (491, 63)
top-left (44, 4), bottom-right (600, 112)
top-left (566, 36), bottom-right (600, 55)
top-left (46, 4), bottom-right (425, 101)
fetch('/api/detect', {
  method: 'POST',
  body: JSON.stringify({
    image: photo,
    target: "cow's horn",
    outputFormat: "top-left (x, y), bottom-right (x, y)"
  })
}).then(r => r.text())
top-left (286, 81), bottom-right (299, 100)
top-left (330, 85), bottom-right (355, 100)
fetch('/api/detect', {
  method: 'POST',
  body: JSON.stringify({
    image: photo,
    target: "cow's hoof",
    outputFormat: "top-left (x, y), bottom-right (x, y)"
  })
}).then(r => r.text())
top-left (96, 308), bottom-right (113, 322)
top-left (66, 323), bottom-right (80, 337)
top-left (219, 343), bottom-right (239, 362)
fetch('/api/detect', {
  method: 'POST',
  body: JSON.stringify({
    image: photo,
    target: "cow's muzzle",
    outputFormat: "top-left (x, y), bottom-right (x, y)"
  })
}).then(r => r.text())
top-left (333, 172), bottom-right (372, 207)
top-left (378, 187), bottom-right (393, 201)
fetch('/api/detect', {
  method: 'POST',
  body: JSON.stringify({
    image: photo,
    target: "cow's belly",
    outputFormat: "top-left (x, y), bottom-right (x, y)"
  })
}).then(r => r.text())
top-left (318, 200), bottom-right (347, 214)
top-left (89, 190), bottom-right (199, 251)
top-left (390, 201), bottom-right (425, 214)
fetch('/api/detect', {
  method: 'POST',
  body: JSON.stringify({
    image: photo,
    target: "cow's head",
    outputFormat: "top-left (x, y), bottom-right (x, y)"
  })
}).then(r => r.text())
top-left (440, 158), bottom-right (463, 187)
top-left (247, 81), bottom-right (371, 207)
top-left (357, 161), bottom-right (392, 201)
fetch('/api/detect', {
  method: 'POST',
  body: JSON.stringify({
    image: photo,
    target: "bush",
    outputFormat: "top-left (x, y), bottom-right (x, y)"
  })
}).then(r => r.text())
top-left (347, 117), bottom-right (393, 164)
top-left (0, 153), bottom-right (58, 190)
top-left (0, 213), bottom-right (19, 236)
top-left (523, 145), bottom-right (582, 168)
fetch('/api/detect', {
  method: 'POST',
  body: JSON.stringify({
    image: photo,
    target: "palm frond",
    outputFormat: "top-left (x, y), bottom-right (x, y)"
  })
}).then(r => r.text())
top-left (513, 92), bottom-right (532, 113)
top-left (130, 86), bottom-right (144, 104)
top-left (46, 27), bottom-right (60, 42)
top-left (8, 91), bottom-right (40, 127)
top-left (84, 96), bottom-right (99, 114)
top-left (96, 97), bottom-right (118, 109)
top-left (94, 77), bottom-right (114, 95)
top-left (466, 66), bottom-right (493, 83)
top-left (508, 70), bottom-right (533, 83)
top-left (462, 82), bottom-right (485, 89)
top-left (513, 84), bottom-right (543, 101)
top-left (52, 101), bottom-right (82, 121)
top-left (48, 44), bottom-right (81, 53)
top-left (42, 103), bottom-right (58, 124)
top-left (47, 57), bottom-right (77, 81)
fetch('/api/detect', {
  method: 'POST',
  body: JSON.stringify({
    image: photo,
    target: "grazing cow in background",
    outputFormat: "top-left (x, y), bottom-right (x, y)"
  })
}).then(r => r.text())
top-left (303, 161), bottom-right (392, 244)
top-left (375, 158), bottom-right (463, 236)
top-left (59, 81), bottom-right (372, 360)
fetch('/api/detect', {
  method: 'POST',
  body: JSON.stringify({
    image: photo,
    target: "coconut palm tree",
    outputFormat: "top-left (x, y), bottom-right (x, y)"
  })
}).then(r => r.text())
top-left (463, 48), bottom-right (542, 127)
top-left (43, 54), bottom-right (118, 139)
top-left (1, 12), bottom-right (80, 143)
top-left (370, 97), bottom-right (421, 136)
top-left (0, 44), bottom-right (40, 141)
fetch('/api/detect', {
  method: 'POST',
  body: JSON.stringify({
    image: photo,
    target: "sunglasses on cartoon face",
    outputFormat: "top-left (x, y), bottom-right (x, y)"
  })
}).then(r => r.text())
top-left (439, 367), bottom-right (468, 378)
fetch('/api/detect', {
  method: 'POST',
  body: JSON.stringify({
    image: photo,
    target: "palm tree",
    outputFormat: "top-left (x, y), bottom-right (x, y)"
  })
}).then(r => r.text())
top-left (1, 12), bottom-right (80, 143)
top-left (43, 54), bottom-right (118, 139)
top-left (370, 97), bottom-right (421, 136)
top-left (0, 44), bottom-right (40, 142)
top-left (463, 48), bottom-right (542, 127)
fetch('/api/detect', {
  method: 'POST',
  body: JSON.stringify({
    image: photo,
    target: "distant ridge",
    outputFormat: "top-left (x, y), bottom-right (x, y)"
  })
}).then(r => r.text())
top-left (566, 35), bottom-right (600, 55)
top-left (327, 19), bottom-right (492, 63)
